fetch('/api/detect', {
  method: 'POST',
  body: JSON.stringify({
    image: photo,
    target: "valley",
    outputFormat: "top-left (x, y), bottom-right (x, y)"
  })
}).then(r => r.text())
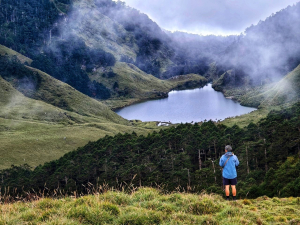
top-left (0, 1), bottom-right (299, 222)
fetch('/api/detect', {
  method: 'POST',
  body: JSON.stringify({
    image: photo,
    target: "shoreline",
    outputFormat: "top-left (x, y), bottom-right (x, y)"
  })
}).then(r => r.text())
top-left (107, 82), bottom-right (208, 111)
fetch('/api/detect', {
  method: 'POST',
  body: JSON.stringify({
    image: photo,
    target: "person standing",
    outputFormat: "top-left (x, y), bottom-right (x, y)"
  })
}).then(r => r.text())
top-left (219, 145), bottom-right (239, 201)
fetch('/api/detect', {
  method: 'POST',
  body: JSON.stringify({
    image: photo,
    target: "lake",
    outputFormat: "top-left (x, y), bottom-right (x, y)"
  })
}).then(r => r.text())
top-left (115, 84), bottom-right (257, 123)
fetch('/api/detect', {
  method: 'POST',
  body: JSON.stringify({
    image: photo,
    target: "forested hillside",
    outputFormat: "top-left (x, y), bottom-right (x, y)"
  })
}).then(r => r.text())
top-left (0, 0), bottom-right (213, 104)
top-left (1, 0), bottom-right (300, 97)
top-left (212, 2), bottom-right (300, 89)
top-left (1, 102), bottom-right (299, 198)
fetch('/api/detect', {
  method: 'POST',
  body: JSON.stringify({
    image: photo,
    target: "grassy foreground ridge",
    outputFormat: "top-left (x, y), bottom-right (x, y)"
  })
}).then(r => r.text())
top-left (0, 188), bottom-right (299, 224)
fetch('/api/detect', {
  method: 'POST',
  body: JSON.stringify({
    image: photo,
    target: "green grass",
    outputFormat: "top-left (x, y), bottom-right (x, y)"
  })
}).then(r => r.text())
top-left (25, 66), bottom-right (126, 124)
top-left (92, 62), bottom-right (207, 109)
top-left (0, 42), bottom-right (206, 169)
top-left (0, 74), bottom-right (159, 169)
top-left (216, 65), bottom-right (300, 109)
top-left (0, 117), bottom-right (156, 170)
top-left (241, 65), bottom-right (300, 107)
top-left (221, 107), bottom-right (279, 128)
top-left (0, 188), bottom-right (299, 224)
top-left (0, 44), bottom-right (32, 64)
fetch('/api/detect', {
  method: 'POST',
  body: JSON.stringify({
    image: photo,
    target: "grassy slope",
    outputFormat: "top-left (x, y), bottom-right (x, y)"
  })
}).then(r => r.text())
top-left (0, 188), bottom-right (299, 224)
top-left (218, 65), bottom-right (300, 127)
top-left (25, 66), bottom-right (127, 124)
top-left (0, 76), bottom-right (74, 123)
top-left (221, 107), bottom-right (274, 128)
top-left (240, 64), bottom-right (300, 107)
top-left (0, 44), bottom-right (206, 168)
top-left (0, 73), bottom-right (158, 170)
top-left (0, 45), bottom-right (32, 64)
top-left (91, 62), bottom-right (207, 109)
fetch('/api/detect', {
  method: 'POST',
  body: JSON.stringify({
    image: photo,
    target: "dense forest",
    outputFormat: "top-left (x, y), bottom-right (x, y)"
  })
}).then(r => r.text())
top-left (0, 0), bottom-right (216, 99)
top-left (0, 0), bottom-right (115, 99)
top-left (1, 103), bottom-right (299, 199)
top-left (2, 0), bottom-right (300, 97)
top-left (0, 53), bottom-right (113, 100)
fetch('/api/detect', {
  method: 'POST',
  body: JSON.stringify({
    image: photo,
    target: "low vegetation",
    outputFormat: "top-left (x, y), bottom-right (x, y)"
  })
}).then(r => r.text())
top-left (0, 45), bottom-right (32, 65)
top-left (94, 62), bottom-right (207, 109)
top-left (0, 50), bottom-right (207, 169)
top-left (221, 106), bottom-right (279, 128)
top-left (212, 64), bottom-right (300, 109)
top-left (0, 188), bottom-right (299, 224)
top-left (0, 56), bottom-right (161, 169)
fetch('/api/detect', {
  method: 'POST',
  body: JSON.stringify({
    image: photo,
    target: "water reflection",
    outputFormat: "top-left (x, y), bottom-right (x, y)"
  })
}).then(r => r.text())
top-left (115, 84), bottom-right (256, 123)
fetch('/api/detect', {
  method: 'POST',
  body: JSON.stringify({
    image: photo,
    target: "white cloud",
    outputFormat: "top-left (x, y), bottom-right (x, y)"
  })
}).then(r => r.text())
top-left (116, 0), bottom-right (300, 35)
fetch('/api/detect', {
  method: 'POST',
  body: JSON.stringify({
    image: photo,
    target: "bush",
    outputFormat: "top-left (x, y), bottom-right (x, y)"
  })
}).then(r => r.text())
top-left (189, 198), bottom-right (221, 215)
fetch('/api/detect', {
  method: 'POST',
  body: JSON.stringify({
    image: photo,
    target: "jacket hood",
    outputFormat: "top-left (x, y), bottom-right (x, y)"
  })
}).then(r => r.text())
top-left (225, 152), bottom-right (234, 157)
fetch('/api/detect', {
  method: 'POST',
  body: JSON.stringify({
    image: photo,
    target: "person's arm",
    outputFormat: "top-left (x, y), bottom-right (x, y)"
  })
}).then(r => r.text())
top-left (234, 156), bottom-right (239, 167)
top-left (219, 156), bottom-right (224, 167)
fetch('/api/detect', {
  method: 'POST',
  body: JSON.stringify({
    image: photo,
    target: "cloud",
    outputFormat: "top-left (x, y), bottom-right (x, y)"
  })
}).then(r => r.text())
top-left (116, 0), bottom-right (300, 35)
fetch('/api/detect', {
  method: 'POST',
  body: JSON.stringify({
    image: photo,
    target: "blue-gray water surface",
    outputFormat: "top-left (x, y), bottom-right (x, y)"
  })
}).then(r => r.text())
top-left (115, 84), bottom-right (256, 123)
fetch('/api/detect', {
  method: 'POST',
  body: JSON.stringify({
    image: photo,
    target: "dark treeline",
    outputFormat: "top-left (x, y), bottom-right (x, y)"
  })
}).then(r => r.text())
top-left (0, 55), bottom-right (41, 95)
top-left (1, 0), bottom-right (300, 90)
top-left (95, 0), bottom-right (177, 77)
top-left (31, 37), bottom-right (115, 99)
top-left (95, 0), bottom-right (223, 79)
top-left (0, 0), bottom-right (114, 100)
top-left (0, 54), bottom-right (112, 100)
top-left (1, 103), bottom-right (300, 198)
top-left (0, 0), bottom-right (59, 56)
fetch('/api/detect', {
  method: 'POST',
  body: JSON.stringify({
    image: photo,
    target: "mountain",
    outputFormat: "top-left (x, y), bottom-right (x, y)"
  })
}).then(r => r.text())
top-left (2, 0), bottom-right (300, 94)
top-left (0, 43), bottom-right (208, 168)
top-left (213, 2), bottom-right (300, 87)
top-left (90, 62), bottom-right (207, 109)
top-left (211, 63), bottom-right (300, 108)
top-left (239, 64), bottom-right (300, 107)
top-left (0, 51), bottom-right (125, 123)
top-left (164, 32), bottom-right (236, 79)
top-left (0, 47), bottom-right (168, 169)
top-left (0, 0), bottom-right (212, 103)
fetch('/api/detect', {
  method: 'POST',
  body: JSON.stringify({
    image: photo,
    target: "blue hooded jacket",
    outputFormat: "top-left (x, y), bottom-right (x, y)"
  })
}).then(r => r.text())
top-left (219, 152), bottom-right (239, 179)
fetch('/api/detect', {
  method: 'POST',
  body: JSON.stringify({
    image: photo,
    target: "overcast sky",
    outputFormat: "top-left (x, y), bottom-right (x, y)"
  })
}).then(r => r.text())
top-left (116, 0), bottom-right (300, 35)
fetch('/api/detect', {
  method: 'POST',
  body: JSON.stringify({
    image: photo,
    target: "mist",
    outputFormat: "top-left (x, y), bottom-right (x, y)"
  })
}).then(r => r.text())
top-left (117, 0), bottom-right (300, 35)
top-left (219, 2), bottom-right (300, 85)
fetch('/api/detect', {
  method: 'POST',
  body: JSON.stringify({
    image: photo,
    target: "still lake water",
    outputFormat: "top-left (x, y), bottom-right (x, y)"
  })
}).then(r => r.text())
top-left (115, 84), bottom-right (256, 123)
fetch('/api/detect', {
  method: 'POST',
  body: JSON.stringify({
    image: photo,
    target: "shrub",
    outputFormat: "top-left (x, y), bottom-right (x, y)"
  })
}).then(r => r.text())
top-left (189, 198), bottom-right (222, 215)
top-left (242, 199), bottom-right (252, 205)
